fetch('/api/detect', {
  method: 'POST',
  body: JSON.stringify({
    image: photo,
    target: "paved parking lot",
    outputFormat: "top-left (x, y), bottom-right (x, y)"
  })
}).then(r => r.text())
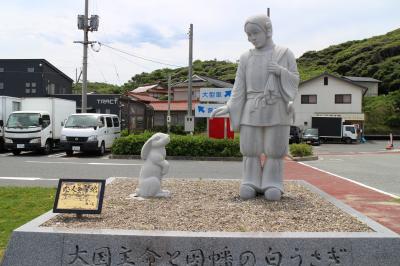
top-left (303, 140), bottom-right (400, 197)
top-left (1, 140), bottom-right (399, 197)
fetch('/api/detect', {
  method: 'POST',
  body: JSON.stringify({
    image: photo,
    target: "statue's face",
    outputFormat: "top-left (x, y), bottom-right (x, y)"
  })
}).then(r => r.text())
top-left (245, 23), bottom-right (268, 49)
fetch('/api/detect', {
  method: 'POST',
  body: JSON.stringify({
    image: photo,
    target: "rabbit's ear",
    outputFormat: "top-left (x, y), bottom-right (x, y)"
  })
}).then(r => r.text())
top-left (141, 135), bottom-right (157, 159)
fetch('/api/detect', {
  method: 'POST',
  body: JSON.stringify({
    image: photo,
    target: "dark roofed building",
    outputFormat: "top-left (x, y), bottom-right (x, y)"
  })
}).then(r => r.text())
top-left (343, 76), bottom-right (381, 96)
top-left (0, 59), bottom-right (73, 97)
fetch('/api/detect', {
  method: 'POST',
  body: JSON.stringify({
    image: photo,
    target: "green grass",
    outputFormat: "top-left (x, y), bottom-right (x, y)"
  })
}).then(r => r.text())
top-left (392, 198), bottom-right (400, 203)
top-left (0, 187), bottom-right (56, 261)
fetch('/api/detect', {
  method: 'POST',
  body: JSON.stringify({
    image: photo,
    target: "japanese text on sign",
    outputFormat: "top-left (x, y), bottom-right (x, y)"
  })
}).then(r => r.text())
top-left (64, 244), bottom-right (350, 265)
top-left (200, 88), bottom-right (232, 103)
top-left (195, 103), bottom-right (228, 118)
top-left (54, 179), bottom-right (105, 214)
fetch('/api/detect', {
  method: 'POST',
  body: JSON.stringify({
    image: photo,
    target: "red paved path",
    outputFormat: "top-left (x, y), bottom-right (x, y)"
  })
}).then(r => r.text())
top-left (284, 160), bottom-right (400, 234)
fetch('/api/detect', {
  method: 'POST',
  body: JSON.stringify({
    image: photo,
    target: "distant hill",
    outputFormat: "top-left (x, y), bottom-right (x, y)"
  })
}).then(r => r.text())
top-left (121, 28), bottom-right (400, 95)
top-left (298, 28), bottom-right (400, 94)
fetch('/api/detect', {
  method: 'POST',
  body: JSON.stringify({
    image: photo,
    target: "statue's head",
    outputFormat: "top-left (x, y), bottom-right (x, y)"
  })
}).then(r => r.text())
top-left (244, 14), bottom-right (272, 49)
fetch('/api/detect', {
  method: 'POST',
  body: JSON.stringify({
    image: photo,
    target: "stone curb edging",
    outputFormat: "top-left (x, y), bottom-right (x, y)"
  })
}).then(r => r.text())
top-left (110, 154), bottom-right (318, 161)
top-left (287, 154), bottom-right (319, 161)
top-left (110, 154), bottom-right (242, 161)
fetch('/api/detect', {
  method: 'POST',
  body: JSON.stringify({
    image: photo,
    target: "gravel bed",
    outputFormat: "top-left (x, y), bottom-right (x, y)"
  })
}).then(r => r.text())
top-left (43, 179), bottom-right (372, 232)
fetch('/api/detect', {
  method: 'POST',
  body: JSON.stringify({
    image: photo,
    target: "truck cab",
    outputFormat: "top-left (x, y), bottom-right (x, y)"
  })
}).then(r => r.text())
top-left (4, 111), bottom-right (53, 155)
top-left (342, 125), bottom-right (358, 144)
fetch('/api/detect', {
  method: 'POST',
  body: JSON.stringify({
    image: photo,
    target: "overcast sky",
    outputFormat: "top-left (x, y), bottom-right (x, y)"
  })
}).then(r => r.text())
top-left (0, 0), bottom-right (399, 86)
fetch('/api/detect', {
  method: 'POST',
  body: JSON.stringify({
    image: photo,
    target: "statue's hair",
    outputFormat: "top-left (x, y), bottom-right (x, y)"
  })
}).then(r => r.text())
top-left (244, 14), bottom-right (272, 35)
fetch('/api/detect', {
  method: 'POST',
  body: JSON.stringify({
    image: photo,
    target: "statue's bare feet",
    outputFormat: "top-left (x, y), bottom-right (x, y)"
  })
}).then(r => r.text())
top-left (264, 187), bottom-right (281, 201)
top-left (239, 184), bottom-right (256, 200)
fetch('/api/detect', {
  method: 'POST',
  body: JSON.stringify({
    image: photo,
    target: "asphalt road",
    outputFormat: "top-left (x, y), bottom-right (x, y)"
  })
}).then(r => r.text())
top-left (0, 140), bottom-right (398, 197)
top-left (0, 151), bottom-right (242, 187)
top-left (303, 140), bottom-right (400, 197)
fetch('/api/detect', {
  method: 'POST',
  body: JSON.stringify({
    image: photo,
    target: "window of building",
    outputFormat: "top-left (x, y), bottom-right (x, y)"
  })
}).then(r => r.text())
top-left (31, 82), bottom-right (36, 88)
top-left (31, 88), bottom-right (37, 94)
top-left (27, 67), bottom-right (35, 72)
top-left (324, 76), bottom-right (328, 85)
top-left (105, 108), bottom-right (111, 114)
top-left (335, 94), bottom-right (352, 104)
top-left (26, 82), bottom-right (31, 88)
top-left (0, 67), bottom-right (4, 72)
top-left (25, 88), bottom-right (31, 94)
top-left (301, 94), bottom-right (317, 104)
top-left (0, 82), bottom-right (4, 90)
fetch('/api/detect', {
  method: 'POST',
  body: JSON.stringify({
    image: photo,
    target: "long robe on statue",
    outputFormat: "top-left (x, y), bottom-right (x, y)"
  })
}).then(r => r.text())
top-left (226, 44), bottom-right (300, 193)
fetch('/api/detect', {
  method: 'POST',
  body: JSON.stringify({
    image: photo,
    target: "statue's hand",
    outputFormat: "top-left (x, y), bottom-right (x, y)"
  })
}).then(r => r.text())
top-left (210, 105), bottom-right (229, 118)
top-left (267, 62), bottom-right (282, 76)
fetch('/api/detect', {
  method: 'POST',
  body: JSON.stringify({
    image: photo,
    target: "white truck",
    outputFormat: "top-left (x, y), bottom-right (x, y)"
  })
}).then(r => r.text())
top-left (311, 116), bottom-right (358, 144)
top-left (0, 96), bottom-right (22, 151)
top-left (4, 97), bottom-right (76, 155)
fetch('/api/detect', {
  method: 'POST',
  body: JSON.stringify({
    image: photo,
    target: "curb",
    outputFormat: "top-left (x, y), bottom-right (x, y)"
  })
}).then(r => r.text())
top-left (110, 154), bottom-right (242, 161)
top-left (287, 154), bottom-right (318, 161)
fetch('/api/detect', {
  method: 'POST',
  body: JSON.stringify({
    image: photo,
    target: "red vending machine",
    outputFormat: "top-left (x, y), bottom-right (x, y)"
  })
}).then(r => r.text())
top-left (208, 117), bottom-right (234, 139)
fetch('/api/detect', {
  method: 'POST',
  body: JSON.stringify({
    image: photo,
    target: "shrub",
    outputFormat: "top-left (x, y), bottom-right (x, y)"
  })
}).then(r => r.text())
top-left (289, 143), bottom-right (313, 157)
top-left (120, 129), bottom-right (129, 137)
top-left (112, 133), bottom-right (241, 157)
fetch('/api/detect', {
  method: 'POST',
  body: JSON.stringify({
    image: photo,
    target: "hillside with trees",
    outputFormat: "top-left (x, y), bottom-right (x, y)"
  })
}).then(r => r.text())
top-left (81, 28), bottom-right (400, 134)
top-left (121, 28), bottom-right (400, 95)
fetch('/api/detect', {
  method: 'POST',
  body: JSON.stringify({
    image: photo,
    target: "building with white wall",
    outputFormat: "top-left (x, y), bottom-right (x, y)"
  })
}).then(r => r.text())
top-left (293, 73), bottom-right (367, 130)
top-left (343, 76), bottom-right (381, 97)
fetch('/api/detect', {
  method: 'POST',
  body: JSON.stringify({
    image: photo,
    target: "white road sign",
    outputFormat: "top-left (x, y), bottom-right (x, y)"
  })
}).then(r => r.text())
top-left (200, 88), bottom-right (232, 103)
top-left (195, 103), bottom-right (228, 118)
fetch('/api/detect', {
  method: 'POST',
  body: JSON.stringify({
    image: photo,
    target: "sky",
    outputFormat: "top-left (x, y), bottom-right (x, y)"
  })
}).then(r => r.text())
top-left (0, 0), bottom-right (399, 86)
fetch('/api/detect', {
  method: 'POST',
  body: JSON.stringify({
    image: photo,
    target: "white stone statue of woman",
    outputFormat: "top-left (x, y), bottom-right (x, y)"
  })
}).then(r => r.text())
top-left (211, 14), bottom-right (299, 201)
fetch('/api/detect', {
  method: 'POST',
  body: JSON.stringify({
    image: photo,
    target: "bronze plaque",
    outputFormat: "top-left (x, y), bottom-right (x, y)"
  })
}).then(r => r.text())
top-left (53, 179), bottom-right (106, 214)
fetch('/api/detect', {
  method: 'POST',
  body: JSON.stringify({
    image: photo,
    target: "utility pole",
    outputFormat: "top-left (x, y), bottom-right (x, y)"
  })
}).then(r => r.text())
top-left (187, 24), bottom-right (193, 117)
top-left (267, 7), bottom-right (270, 17)
top-left (167, 74), bottom-right (171, 134)
top-left (82, 0), bottom-right (89, 113)
top-left (184, 24), bottom-right (194, 133)
top-left (75, 0), bottom-right (99, 113)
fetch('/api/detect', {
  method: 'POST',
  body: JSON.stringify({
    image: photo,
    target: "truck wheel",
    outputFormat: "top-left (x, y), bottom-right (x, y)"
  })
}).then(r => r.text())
top-left (42, 140), bottom-right (52, 155)
top-left (344, 138), bottom-right (352, 144)
top-left (12, 150), bottom-right (21, 156)
top-left (66, 150), bottom-right (73, 156)
top-left (98, 142), bottom-right (105, 156)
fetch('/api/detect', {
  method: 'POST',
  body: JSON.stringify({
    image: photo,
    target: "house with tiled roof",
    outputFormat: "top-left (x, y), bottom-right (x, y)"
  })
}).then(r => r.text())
top-left (343, 76), bottom-right (381, 96)
top-left (294, 72), bottom-right (370, 130)
top-left (150, 100), bottom-right (199, 127)
top-left (130, 83), bottom-right (167, 99)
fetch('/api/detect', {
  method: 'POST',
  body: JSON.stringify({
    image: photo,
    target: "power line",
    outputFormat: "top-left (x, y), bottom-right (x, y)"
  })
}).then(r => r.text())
top-left (98, 42), bottom-right (185, 68)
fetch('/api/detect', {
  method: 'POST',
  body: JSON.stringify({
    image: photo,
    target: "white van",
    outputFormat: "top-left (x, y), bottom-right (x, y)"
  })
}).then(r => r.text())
top-left (60, 113), bottom-right (121, 156)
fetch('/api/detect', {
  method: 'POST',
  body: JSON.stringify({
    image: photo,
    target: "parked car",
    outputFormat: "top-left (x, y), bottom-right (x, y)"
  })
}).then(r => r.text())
top-left (60, 113), bottom-right (121, 156)
top-left (301, 128), bottom-right (320, 146)
top-left (289, 125), bottom-right (301, 144)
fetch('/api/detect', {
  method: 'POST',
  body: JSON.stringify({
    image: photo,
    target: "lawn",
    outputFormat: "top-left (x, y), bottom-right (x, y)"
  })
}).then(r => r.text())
top-left (0, 187), bottom-right (55, 261)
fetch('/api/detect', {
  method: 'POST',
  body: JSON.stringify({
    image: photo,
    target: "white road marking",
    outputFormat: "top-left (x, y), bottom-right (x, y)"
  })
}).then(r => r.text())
top-left (48, 152), bottom-right (65, 158)
top-left (0, 177), bottom-right (60, 181)
top-left (0, 177), bottom-right (41, 180)
top-left (298, 162), bottom-right (400, 199)
top-left (25, 160), bottom-right (142, 166)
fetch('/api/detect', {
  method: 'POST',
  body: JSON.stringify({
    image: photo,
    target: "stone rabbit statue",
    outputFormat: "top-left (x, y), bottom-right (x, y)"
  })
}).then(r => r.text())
top-left (136, 132), bottom-right (170, 197)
